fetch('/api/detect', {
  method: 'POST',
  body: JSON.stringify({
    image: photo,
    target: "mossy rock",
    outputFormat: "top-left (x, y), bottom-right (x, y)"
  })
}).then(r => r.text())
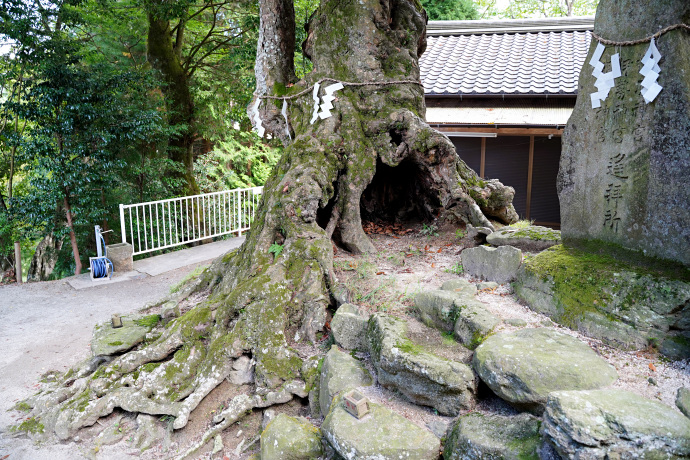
top-left (444, 412), bottom-right (541, 460)
top-left (367, 313), bottom-right (475, 416)
top-left (543, 389), bottom-right (690, 458)
top-left (322, 398), bottom-right (440, 460)
top-left (472, 328), bottom-right (618, 412)
top-left (319, 346), bottom-right (372, 416)
top-left (487, 225), bottom-right (561, 252)
top-left (91, 316), bottom-right (157, 356)
top-left (260, 413), bottom-right (323, 460)
top-left (514, 244), bottom-right (690, 356)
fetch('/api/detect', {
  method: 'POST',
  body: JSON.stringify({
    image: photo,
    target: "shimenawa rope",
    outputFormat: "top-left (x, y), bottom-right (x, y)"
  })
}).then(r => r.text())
top-left (592, 23), bottom-right (690, 46)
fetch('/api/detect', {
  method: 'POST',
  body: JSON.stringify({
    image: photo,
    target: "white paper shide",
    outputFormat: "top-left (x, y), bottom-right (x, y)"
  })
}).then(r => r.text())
top-left (310, 82), bottom-right (344, 124)
top-left (640, 37), bottom-right (663, 103)
top-left (590, 42), bottom-right (621, 109)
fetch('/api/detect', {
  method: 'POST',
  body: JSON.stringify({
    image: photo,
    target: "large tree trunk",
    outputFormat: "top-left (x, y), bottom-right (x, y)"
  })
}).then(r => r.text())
top-left (21, 0), bottom-right (516, 451)
top-left (147, 11), bottom-right (200, 195)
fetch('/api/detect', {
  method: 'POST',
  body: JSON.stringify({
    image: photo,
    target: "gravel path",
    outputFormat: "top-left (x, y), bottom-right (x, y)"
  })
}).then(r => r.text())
top-left (0, 262), bottom-right (209, 459)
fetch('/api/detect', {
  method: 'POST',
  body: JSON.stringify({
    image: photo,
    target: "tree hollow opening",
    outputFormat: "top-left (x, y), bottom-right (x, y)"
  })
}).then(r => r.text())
top-left (360, 158), bottom-right (440, 224)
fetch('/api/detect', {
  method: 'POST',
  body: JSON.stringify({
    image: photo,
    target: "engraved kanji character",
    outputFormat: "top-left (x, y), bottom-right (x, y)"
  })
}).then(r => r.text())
top-left (604, 183), bottom-right (623, 207)
top-left (603, 209), bottom-right (621, 233)
top-left (607, 153), bottom-right (628, 179)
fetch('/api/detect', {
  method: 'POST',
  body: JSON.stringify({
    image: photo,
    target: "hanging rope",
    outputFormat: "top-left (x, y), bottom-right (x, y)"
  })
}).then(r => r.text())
top-left (592, 23), bottom-right (690, 46)
top-left (257, 78), bottom-right (423, 102)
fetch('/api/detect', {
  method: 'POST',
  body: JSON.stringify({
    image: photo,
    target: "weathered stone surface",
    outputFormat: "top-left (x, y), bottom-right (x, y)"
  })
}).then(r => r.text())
top-left (91, 317), bottom-right (153, 357)
top-left (466, 224), bottom-right (493, 244)
top-left (677, 387), bottom-right (690, 419)
top-left (441, 279), bottom-right (478, 297)
top-left (414, 289), bottom-right (458, 331)
top-left (444, 412), bottom-right (541, 460)
top-left (331, 303), bottom-right (370, 351)
top-left (504, 318), bottom-right (527, 327)
top-left (543, 389), bottom-right (690, 458)
top-left (131, 414), bottom-right (166, 451)
top-left (452, 297), bottom-right (500, 349)
top-left (367, 313), bottom-right (476, 415)
top-left (487, 225), bottom-right (561, 252)
top-left (322, 398), bottom-right (440, 460)
top-left (462, 245), bottom-right (522, 283)
top-left (476, 281), bottom-right (499, 291)
top-left (514, 245), bottom-right (690, 355)
top-left (106, 243), bottom-right (133, 272)
top-left (27, 233), bottom-right (63, 281)
top-left (319, 346), bottom-right (372, 416)
top-left (559, 1), bottom-right (690, 266)
top-left (226, 355), bottom-right (254, 385)
top-left (260, 414), bottom-right (323, 460)
top-left (473, 328), bottom-right (618, 412)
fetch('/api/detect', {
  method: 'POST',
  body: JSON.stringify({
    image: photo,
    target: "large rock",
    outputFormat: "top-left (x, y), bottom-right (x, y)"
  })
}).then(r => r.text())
top-left (260, 413), bottom-right (323, 460)
top-left (444, 412), bottom-right (541, 460)
top-left (91, 316), bottom-right (157, 357)
top-left (319, 346), bottom-right (372, 416)
top-left (677, 387), bottom-right (690, 419)
top-left (542, 389), bottom-right (690, 458)
top-left (331, 303), bottom-right (370, 351)
top-left (461, 245), bottom-right (522, 283)
top-left (27, 233), bottom-right (63, 281)
top-left (514, 244), bottom-right (690, 357)
top-left (473, 328), bottom-right (618, 412)
top-left (106, 243), bottom-right (133, 272)
top-left (367, 313), bottom-right (476, 415)
top-left (452, 297), bottom-right (499, 350)
top-left (559, 1), bottom-right (690, 266)
top-left (322, 398), bottom-right (440, 460)
top-left (486, 225), bottom-right (561, 252)
top-left (414, 289), bottom-right (461, 331)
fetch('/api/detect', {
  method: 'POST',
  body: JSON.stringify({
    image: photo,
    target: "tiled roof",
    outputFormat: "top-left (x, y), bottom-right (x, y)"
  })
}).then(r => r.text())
top-left (426, 98), bottom-right (573, 126)
top-left (421, 18), bottom-right (593, 96)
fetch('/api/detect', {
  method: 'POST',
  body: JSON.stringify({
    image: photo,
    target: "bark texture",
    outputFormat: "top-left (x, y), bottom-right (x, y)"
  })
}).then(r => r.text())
top-left (20, 0), bottom-right (516, 450)
top-left (147, 11), bottom-right (200, 195)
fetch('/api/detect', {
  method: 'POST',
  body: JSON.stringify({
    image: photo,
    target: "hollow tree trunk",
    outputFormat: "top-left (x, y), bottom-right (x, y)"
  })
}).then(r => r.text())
top-left (22, 0), bottom-right (517, 448)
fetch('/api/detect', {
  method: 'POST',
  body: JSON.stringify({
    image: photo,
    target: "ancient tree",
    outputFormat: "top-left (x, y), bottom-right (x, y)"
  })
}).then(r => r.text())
top-left (22, 0), bottom-right (516, 454)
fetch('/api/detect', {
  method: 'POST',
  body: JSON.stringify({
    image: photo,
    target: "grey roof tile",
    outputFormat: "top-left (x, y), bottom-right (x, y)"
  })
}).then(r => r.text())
top-left (420, 24), bottom-right (591, 96)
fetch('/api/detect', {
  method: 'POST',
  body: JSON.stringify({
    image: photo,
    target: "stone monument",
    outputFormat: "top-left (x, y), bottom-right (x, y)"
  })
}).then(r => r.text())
top-left (558, 0), bottom-right (690, 266)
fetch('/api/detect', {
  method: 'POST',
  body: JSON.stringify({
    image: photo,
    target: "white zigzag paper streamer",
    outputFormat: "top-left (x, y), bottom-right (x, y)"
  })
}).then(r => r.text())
top-left (590, 42), bottom-right (621, 109)
top-left (310, 82), bottom-right (321, 125)
top-left (640, 38), bottom-right (663, 103)
top-left (281, 99), bottom-right (291, 140)
top-left (251, 98), bottom-right (265, 138)
top-left (318, 82), bottom-right (344, 120)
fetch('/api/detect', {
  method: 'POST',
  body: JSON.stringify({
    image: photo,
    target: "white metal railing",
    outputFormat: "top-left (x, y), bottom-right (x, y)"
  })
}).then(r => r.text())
top-left (119, 187), bottom-right (263, 256)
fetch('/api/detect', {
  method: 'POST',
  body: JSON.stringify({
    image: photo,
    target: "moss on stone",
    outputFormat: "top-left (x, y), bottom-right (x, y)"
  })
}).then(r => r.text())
top-left (14, 401), bottom-right (32, 412)
top-left (10, 417), bottom-right (44, 434)
top-left (135, 314), bottom-right (161, 328)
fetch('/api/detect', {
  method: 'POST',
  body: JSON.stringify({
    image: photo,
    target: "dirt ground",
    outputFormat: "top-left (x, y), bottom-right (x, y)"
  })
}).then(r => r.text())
top-left (1, 224), bottom-right (688, 460)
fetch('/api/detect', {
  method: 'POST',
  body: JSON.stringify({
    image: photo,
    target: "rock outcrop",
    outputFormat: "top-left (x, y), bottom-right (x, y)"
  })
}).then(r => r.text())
top-left (486, 225), bottom-right (561, 252)
top-left (319, 346), bottom-right (372, 416)
top-left (260, 414), bottom-right (323, 460)
top-left (322, 398), bottom-right (440, 460)
top-left (472, 328), bottom-right (618, 412)
top-left (542, 389), bottom-right (690, 458)
top-left (331, 303), bottom-right (370, 351)
top-left (444, 412), bottom-right (541, 460)
top-left (91, 315), bottom-right (159, 357)
top-left (514, 245), bottom-right (690, 358)
top-left (461, 245), bottom-right (522, 283)
top-left (367, 313), bottom-right (476, 415)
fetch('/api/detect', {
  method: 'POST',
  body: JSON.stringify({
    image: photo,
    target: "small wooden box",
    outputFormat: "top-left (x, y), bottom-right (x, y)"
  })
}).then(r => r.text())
top-left (343, 390), bottom-right (370, 419)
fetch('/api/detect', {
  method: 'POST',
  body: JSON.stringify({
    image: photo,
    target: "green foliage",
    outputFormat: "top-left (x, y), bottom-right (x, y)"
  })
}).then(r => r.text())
top-left (419, 223), bottom-right (439, 237)
top-left (444, 263), bottom-right (464, 275)
top-left (475, 0), bottom-right (598, 19)
top-left (170, 266), bottom-right (207, 294)
top-left (422, 0), bottom-right (478, 20)
top-left (268, 243), bottom-right (284, 258)
top-left (194, 131), bottom-right (281, 192)
top-left (134, 314), bottom-right (161, 328)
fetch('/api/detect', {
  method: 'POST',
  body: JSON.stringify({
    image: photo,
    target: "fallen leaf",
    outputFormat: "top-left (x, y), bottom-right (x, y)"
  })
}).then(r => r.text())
top-left (376, 271), bottom-right (385, 275)
top-left (437, 248), bottom-right (442, 253)
top-left (431, 263), bottom-right (436, 268)
top-left (649, 363), bottom-right (657, 372)
top-left (424, 245), bottom-right (429, 251)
